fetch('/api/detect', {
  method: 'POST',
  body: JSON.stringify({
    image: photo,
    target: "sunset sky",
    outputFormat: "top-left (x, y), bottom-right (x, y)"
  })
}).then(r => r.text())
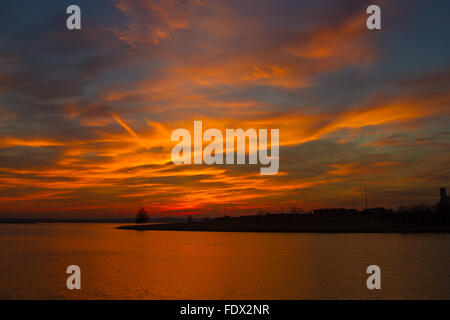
top-left (0, 0), bottom-right (449, 218)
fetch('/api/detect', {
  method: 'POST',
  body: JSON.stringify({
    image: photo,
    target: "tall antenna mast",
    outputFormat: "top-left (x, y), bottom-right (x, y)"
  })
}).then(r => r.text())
top-left (364, 186), bottom-right (368, 209)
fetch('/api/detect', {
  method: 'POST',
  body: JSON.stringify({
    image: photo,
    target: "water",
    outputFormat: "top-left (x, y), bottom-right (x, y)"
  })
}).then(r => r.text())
top-left (0, 223), bottom-right (449, 299)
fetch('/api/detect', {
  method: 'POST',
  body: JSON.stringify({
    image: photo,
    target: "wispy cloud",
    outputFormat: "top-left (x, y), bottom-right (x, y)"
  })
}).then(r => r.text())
top-left (0, 0), bottom-right (449, 217)
top-left (114, 0), bottom-right (205, 45)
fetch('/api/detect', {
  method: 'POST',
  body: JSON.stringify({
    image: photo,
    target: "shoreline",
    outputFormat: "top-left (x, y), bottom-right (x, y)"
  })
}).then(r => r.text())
top-left (117, 226), bottom-right (450, 234)
top-left (117, 213), bottom-right (450, 233)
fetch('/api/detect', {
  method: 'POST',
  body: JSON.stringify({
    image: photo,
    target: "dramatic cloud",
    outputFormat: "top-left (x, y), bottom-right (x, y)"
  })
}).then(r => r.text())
top-left (0, 0), bottom-right (449, 217)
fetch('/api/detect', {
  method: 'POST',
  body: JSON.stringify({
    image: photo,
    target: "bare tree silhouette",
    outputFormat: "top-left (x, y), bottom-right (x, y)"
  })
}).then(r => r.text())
top-left (135, 208), bottom-right (149, 225)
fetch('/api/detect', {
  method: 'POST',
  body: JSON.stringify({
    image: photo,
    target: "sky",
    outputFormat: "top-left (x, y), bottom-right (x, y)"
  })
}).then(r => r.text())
top-left (0, 0), bottom-right (449, 218)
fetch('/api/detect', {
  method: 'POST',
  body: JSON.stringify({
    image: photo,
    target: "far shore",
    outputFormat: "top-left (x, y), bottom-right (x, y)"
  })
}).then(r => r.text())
top-left (117, 212), bottom-right (450, 233)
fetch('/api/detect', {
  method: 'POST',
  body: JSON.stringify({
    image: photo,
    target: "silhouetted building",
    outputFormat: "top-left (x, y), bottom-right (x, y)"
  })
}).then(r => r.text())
top-left (440, 188), bottom-right (448, 201)
top-left (437, 188), bottom-right (449, 215)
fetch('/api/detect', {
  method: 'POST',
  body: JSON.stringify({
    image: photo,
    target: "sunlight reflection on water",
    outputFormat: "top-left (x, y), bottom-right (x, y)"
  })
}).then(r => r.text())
top-left (0, 223), bottom-right (449, 299)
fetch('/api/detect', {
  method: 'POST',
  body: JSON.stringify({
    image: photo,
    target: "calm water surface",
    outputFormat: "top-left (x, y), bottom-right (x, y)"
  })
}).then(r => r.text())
top-left (0, 223), bottom-right (449, 299)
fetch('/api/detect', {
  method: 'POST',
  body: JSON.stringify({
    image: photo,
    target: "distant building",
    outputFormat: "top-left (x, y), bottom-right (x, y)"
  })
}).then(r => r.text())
top-left (437, 188), bottom-right (449, 215)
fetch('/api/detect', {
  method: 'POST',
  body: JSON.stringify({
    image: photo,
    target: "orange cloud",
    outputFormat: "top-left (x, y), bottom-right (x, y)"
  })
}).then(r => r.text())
top-left (0, 137), bottom-right (63, 148)
top-left (1, 0), bottom-right (448, 217)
